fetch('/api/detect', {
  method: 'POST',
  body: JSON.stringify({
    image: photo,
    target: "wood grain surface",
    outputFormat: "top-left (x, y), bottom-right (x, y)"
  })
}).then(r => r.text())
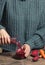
top-left (0, 52), bottom-right (45, 65)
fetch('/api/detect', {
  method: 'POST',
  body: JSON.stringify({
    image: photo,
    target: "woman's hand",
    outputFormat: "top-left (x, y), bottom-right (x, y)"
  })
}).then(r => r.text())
top-left (21, 44), bottom-right (31, 57)
top-left (0, 29), bottom-right (10, 44)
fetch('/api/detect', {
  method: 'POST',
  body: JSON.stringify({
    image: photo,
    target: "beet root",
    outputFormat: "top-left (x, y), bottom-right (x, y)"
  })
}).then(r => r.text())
top-left (32, 56), bottom-right (39, 61)
top-left (14, 48), bottom-right (25, 59)
top-left (31, 50), bottom-right (39, 57)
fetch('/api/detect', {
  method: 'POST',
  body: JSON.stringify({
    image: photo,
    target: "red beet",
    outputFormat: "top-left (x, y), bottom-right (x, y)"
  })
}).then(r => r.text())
top-left (32, 56), bottom-right (39, 61)
top-left (31, 50), bottom-right (39, 57)
top-left (15, 48), bottom-right (25, 59)
top-left (10, 38), bottom-right (25, 59)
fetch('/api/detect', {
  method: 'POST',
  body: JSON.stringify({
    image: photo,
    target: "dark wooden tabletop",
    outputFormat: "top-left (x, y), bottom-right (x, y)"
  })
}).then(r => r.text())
top-left (0, 52), bottom-right (45, 65)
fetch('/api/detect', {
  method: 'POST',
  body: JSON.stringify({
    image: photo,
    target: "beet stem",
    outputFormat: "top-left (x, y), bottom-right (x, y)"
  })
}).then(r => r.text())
top-left (10, 38), bottom-right (21, 48)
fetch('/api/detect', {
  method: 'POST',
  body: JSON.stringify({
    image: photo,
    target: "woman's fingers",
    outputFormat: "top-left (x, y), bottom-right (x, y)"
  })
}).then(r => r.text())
top-left (21, 44), bottom-right (31, 57)
top-left (0, 29), bottom-right (10, 44)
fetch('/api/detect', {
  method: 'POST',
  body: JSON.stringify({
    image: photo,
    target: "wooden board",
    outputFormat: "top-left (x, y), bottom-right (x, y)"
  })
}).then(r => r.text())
top-left (0, 53), bottom-right (45, 65)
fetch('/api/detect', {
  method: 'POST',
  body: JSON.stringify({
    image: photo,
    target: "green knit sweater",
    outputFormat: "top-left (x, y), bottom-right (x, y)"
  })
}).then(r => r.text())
top-left (0, 0), bottom-right (45, 51)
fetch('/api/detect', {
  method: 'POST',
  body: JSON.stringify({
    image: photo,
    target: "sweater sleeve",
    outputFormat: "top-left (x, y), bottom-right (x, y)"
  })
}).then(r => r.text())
top-left (25, 10), bottom-right (45, 50)
top-left (25, 27), bottom-right (45, 50)
top-left (0, 0), bottom-right (6, 29)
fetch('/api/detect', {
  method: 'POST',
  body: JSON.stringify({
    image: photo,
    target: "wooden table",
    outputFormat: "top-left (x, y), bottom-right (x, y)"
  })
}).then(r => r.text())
top-left (0, 53), bottom-right (45, 65)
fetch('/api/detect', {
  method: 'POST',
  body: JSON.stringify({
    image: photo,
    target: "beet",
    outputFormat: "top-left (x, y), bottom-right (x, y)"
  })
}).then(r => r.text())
top-left (15, 48), bottom-right (25, 59)
top-left (32, 56), bottom-right (39, 61)
top-left (10, 38), bottom-right (25, 59)
top-left (31, 50), bottom-right (39, 57)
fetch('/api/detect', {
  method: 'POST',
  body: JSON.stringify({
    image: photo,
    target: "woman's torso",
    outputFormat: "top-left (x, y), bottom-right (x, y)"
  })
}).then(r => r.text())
top-left (2, 0), bottom-right (45, 43)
